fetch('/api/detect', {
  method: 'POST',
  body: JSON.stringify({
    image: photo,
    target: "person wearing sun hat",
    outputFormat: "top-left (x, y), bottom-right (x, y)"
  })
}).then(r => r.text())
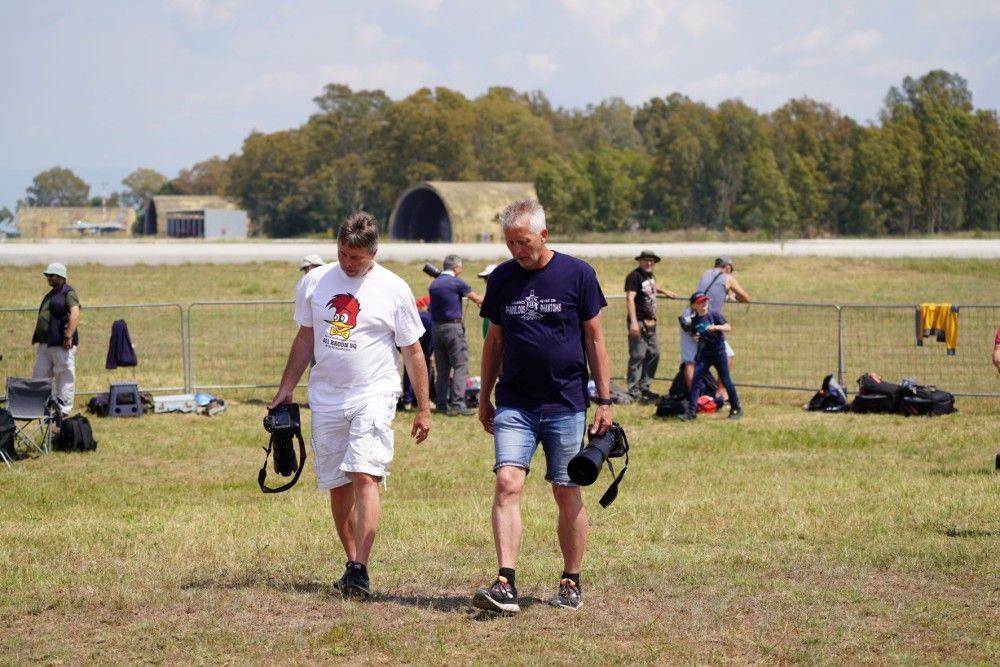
top-left (31, 262), bottom-right (81, 416)
top-left (624, 249), bottom-right (677, 403)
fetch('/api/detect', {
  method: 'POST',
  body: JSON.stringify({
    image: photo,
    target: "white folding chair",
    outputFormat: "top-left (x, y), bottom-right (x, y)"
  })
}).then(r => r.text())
top-left (5, 377), bottom-right (55, 455)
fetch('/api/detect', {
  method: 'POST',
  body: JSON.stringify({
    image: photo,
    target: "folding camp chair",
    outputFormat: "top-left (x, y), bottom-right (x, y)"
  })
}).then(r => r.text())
top-left (4, 377), bottom-right (56, 455)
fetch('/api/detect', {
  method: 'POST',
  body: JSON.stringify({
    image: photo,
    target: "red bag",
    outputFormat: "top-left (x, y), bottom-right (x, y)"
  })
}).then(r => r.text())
top-left (695, 395), bottom-right (717, 413)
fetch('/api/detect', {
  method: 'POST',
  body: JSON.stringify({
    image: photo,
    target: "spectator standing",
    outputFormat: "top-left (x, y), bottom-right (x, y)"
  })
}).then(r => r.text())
top-left (679, 291), bottom-right (742, 421)
top-left (269, 212), bottom-right (431, 600)
top-left (477, 264), bottom-right (497, 339)
top-left (32, 262), bottom-right (80, 416)
top-left (993, 327), bottom-right (1000, 373)
top-left (400, 295), bottom-right (434, 409)
top-left (624, 249), bottom-right (677, 403)
top-left (473, 200), bottom-right (612, 614)
top-left (428, 254), bottom-right (483, 416)
top-left (680, 255), bottom-right (751, 391)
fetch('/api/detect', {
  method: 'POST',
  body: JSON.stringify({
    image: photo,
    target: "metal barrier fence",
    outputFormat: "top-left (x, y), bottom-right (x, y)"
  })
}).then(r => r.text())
top-left (0, 303), bottom-right (185, 396)
top-left (186, 300), bottom-right (299, 391)
top-left (3, 299), bottom-right (997, 400)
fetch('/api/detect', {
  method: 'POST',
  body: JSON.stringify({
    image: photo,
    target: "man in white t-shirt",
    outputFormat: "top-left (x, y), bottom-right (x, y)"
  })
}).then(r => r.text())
top-left (270, 212), bottom-right (432, 600)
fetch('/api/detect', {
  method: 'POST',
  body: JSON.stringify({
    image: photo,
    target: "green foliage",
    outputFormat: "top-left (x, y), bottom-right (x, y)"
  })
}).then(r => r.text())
top-left (210, 71), bottom-right (998, 238)
top-left (24, 166), bottom-right (89, 206)
top-left (120, 167), bottom-right (168, 209)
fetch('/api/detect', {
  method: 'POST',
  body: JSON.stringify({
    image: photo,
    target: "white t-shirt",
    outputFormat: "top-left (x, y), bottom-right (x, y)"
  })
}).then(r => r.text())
top-left (295, 261), bottom-right (424, 410)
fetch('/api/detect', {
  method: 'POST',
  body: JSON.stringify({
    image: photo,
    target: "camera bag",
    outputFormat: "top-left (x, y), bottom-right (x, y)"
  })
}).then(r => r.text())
top-left (655, 396), bottom-right (688, 417)
top-left (56, 414), bottom-right (97, 452)
top-left (900, 385), bottom-right (955, 416)
top-left (852, 372), bottom-right (903, 413)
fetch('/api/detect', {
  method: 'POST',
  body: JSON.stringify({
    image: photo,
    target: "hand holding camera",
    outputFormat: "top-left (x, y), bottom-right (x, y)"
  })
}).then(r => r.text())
top-left (259, 403), bottom-right (306, 493)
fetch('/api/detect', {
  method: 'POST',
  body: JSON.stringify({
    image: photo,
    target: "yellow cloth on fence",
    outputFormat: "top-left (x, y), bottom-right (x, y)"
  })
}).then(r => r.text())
top-left (915, 303), bottom-right (959, 355)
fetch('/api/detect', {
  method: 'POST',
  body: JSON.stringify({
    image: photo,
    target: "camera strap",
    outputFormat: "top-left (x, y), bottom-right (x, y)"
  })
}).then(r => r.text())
top-left (258, 429), bottom-right (307, 494)
top-left (598, 425), bottom-right (629, 508)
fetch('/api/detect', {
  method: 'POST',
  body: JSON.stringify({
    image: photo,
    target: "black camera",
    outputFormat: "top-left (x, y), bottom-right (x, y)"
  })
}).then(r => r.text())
top-left (258, 403), bottom-right (306, 493)
top-left (678, 312), bottom-right (695, 334)
top-left (263, 402), bottom-right (299, 434)
top-left (422, 262), bottom-right (442, 278)
top-left (567, 422), bottom-right (630, 508)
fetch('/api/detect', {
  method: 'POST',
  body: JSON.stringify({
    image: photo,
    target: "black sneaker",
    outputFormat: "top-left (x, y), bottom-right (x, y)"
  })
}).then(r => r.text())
top-left (727, 408), bottom-right (743, 420)
top-left (549, 578), bottom-right (583, 610)
top-left (339, 561), bottom-right (371, 600)
top-left (472, 576), bottom-right (519, 613)
top-left (677, 413), bottom-right (696, 421)
top-left (641, 389), bottom-right (660, 401)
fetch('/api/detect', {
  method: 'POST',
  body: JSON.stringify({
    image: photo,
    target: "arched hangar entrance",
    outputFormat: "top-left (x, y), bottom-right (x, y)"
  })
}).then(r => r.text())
top-left (389, 181), bottom-right (538, 243)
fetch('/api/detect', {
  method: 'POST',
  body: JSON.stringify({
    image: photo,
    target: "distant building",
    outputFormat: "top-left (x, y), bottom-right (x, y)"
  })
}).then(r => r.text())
top-left (14, 207), bottom-right (137, 239)
top-left (144, 195), bottom-right (249, 239)
top-left (389, 181), bottom-right (538, 242)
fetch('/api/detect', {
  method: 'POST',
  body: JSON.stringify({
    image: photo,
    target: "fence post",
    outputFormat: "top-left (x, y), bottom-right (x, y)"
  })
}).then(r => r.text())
top-left (836, 305), bottom-right (845, 389)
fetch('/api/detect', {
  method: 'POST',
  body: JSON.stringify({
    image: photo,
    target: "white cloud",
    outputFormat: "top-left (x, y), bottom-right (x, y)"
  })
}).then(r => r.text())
top-left (841, 28), bottom-right (882, 55)
top-left (678, 0), bottom-right (733, 35)
top-left (686, 66), bottom-right (793, 103)
top-left (392, 0), bottom-right (443, 15)
top-left (493, 52), bottom-right (559, 81)
top-left (774, 27), bottom-right (832, 55)
top-left (164, 0), bottom-right (237, 23)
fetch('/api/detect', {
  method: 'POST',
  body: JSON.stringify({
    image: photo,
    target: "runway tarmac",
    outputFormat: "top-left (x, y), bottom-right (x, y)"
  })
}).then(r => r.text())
top-left (1, 238), bottom-right (999, 266)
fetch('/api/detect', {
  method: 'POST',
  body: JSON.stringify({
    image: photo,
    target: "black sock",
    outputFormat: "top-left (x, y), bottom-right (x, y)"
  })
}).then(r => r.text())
top-left (499, 567), bottom-right (516, 589)
top-left (562, 571), bottom-right (581, 590)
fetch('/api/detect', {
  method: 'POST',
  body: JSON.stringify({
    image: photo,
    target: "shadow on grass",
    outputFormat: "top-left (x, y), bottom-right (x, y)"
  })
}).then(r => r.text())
top-left (377, 592), bottom-right (544, 619)
top-left (182, 573), bottom-right (327, 595)
top-left (943, 527), bottom-right (999, 538)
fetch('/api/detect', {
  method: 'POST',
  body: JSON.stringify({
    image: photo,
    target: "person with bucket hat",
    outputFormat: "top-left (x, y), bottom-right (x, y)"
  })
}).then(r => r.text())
top-left (31, 262), bottom-right (81, 415)
top-left (624, 249), bottom-right (677, 403)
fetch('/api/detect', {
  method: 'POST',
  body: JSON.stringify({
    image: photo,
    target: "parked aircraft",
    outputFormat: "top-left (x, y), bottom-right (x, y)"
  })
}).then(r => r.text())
top-left (0, 214), bottom-right (18, 238)
top-left (61, 210), bottom-right (129, 236)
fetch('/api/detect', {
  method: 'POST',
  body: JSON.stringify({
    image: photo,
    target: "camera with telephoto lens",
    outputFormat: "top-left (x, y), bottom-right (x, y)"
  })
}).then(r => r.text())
top-left (422, 262), bottom-right (442, 278)
top-left (567, 422), bottom-right (630, 508)
top-left (678, 312), bottom-right (696, 334)
top-left (263, 403), bottom-right (299, 476)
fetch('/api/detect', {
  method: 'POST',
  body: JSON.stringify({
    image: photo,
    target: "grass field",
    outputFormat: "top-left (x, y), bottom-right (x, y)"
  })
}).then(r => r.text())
top-left (2, 256), bottom-right (1000, 664)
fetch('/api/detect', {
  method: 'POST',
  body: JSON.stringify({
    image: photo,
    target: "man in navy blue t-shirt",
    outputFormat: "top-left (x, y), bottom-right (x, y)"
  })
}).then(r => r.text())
top-left (472, 199), bottom-right (612, 615)
top-left (428, 254), bottom-right (483, 415)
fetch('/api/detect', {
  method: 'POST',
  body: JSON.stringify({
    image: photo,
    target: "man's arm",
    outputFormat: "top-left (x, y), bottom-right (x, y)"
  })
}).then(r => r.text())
top-left (64, 305), bottom-right (80, 349)
top-left (625, 290), bottom-right (640, 338)
top-left (478, 322), bottom-right (503, 434)
top-left (269, 326), bottom-right (314, 408)
top-left (400, 341), bottom-right (432, 443)
top-left (726, 275), bottom-right (751, 303)
top-left (993, 341), bottom-right (1000, 373)
top-left (656, 286), bottom-right (678, 299)
top-left (582, 311), bottom-right (612, 436)
top-left (465, 290), bottom-right (484, 306)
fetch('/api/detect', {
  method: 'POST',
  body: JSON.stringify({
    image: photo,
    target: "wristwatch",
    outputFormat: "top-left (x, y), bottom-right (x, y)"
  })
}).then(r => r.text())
top-left (594, 397), bottom-right (613, 406)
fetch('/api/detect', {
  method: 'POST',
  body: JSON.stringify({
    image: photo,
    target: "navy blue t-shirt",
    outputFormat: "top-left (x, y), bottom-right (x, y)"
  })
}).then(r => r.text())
top-left (692, 310), bottom-right (728, 358)
top-left (428, 273), bottom-right (472, 322)
top-left (480, 252), bottom-right (607, 413)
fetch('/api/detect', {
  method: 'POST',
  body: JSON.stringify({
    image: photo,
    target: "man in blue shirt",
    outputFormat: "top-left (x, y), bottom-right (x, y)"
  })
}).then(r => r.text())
top-left (428, 254), bottom-right (483, 415)
top-left (472, 200), bottom-right (613, 615)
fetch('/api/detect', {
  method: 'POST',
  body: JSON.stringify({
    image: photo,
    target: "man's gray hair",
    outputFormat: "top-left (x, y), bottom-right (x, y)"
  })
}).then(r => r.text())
top-left (337, 211), bottom-right (379, 254)
top-left (500, 199), bottom-right (546, 233)
top-left (443, 254), bottom-right (462, 271)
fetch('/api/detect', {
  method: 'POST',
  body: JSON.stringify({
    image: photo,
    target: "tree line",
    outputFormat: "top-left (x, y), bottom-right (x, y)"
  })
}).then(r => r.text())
top-left (18, 70), bottom-right (1000, 238)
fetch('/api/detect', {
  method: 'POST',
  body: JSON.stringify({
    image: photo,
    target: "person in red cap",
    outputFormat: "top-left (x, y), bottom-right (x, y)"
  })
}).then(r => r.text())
top-left (401, 296), bottom-right (434, 409)
top-left (679, 291), bottom-right (742, 421)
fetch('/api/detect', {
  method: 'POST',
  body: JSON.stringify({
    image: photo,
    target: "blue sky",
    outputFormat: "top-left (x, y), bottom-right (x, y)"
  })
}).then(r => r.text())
top-left (2, 0), bottom-right (998, 213)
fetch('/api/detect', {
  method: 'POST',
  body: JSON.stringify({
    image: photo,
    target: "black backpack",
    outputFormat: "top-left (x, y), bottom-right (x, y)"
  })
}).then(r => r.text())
top-left (900, 385), bottom-right (956, 416)
top-left (56, 414), bottom-right (97, 452)
top-left (806, 374), bottom-right (849, 412)
top-left (1, 408), bottom-right (18, 461)
top-left (667, 363), bottom-right (717, 400)
top-left (852, 373), bottom-right (903, 414)
top-left (655, 396), bottom-right (688, 417)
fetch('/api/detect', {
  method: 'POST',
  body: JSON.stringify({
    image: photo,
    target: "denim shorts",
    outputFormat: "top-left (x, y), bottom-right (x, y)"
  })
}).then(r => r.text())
top-left (493, 407), bottom-right (586, 486)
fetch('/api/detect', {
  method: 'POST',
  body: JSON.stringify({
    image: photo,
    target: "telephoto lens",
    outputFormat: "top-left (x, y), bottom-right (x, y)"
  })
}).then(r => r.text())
top-left (422, 262), bottom-right (442, 278)
top-left (567, 431), bottom-right (617, 486)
